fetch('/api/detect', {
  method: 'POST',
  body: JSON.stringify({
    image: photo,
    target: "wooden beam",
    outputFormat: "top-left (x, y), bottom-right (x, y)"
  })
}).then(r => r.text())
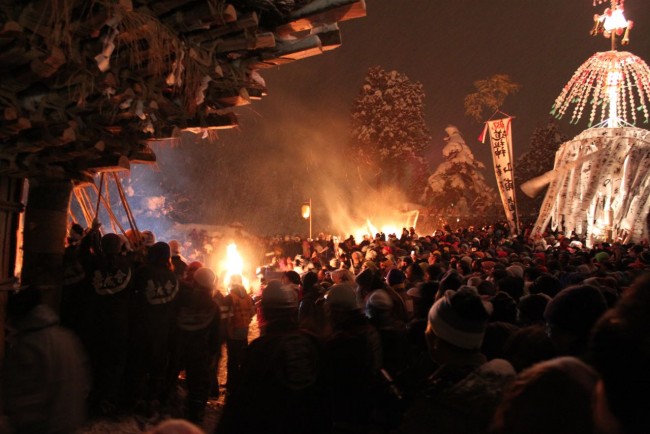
top-left (188, 12), bottom-right (258, 43)
top-left (276, 0), bottom-right (366, 34)
top-left (160, 3), bottom-right (237, 33)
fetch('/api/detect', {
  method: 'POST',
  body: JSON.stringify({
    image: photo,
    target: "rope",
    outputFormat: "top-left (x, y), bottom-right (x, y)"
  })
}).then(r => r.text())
top-left (112, 172), bottom-right (141, 245)
top-left (73, 188), bottom-right (93, 228)
top-left (90, 183), bottom-right (126, 236)
top-left (94, 172), bottom-right (105, 221)
top-left (103, 174), bottom-right (118, 234)
top-left (81, 187), bottom-right (103, 235)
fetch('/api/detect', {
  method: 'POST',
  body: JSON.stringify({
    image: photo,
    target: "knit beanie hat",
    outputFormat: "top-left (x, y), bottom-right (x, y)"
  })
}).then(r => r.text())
top-left (594, 251), bottom-right (610, 263)
top-left (262, 280), bottom-right (298, 309)
top-left (439, 269), bottom-right (463, 292)
top-left (428, 287), bottom-right (493, 350)
top-left (194, 267), bottom-right (216, 289)
top-left (366, 289), bottom-right (394, 312)
top-left (355, 267), bottom-right (375, 288)
top-left (386, 268), bottom-right (406, 286)
top-left (506, 265), bottom-right (524, 279)
top-left (101, 233), bottom-right (123, 255)
top-left (326, 284), bottom-right (359, 311)
top-left (517, 293), bottom-right (552, 324)
top-left (544, 285), bottom-right (608, 335)
top-left (148, 241), bottom-right (171, 263)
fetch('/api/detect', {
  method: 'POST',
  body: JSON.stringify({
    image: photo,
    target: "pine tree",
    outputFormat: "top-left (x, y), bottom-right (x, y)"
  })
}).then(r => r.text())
top-left (349, 66), bottom-right (431, 199)
top-left (516, 119), bottom-right (567, 217)
top-left (464, 74), bottom-right (521, 123)
top-left (421, 126), bottom-right (500, 220)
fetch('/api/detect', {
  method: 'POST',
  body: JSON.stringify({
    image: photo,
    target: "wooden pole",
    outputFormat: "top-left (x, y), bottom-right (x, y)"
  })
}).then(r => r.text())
top-left (21, 178), bottom-right (73, 312)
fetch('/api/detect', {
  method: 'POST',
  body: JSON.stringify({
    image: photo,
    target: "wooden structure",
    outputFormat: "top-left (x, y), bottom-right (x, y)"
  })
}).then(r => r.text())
top-left (0, 0), bottom-right (366, 313)
top-left (0, 0), bottom-right (366, 180)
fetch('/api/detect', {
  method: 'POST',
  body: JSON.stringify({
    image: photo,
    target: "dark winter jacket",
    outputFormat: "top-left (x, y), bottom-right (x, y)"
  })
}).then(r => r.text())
top-left (398, 358), bottom-right (516, 434)
top-left (326, 310), bottom-right (383, 430)
top-left (217, 329), bottom-right (328, 434)
top-left (2, 305), bottom-right (91, 434)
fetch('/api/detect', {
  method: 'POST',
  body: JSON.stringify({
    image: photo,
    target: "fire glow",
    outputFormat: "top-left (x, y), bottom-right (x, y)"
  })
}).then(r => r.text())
top-left (348, 214), bottom-right (418, 241)
top-left (220, 243), bottom-right (250, 290)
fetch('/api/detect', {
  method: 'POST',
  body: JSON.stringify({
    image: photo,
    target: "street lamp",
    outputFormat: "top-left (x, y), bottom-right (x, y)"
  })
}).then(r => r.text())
top-left (301, 199), bottom-right (312, 240)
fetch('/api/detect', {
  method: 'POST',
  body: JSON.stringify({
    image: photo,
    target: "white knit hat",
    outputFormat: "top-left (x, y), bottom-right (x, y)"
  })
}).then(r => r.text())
top-left (428, 287), bottom-right (493, 350)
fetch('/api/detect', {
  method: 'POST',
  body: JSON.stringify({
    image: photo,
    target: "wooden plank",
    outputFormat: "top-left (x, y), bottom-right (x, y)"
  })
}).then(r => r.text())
top-left (317, 27), bottom-right (342, 51)
top-left (215, 31), bottom-right (275, 53)
top-left (256, 34), bottom-right (323, 67)
top-left (276, 0), bottom-right (366, 34)
top-left (182, 111), bottom-right (238, 132)
top-left (188, 12), bottom-right (258, 43)
top-left (137, 0), bottom-right (197, 17)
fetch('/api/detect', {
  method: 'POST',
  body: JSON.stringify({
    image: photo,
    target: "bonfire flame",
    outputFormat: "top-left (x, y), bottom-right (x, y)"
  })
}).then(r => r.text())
top-left (222, 242), bottom-right (249, 289)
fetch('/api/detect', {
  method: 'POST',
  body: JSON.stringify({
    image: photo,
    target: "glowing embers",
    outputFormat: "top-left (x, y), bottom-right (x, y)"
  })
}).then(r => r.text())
top-left (551, 51), bottom-right (650, 127)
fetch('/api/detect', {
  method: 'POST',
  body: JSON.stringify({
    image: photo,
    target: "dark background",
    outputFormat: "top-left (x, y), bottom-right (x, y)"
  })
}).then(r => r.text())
top-left (141, 0), bottom-right (650, 236)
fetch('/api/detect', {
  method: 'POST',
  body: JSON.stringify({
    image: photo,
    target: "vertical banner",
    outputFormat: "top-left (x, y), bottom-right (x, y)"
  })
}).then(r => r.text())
top-left (482, 117), bottom-right (519, 236)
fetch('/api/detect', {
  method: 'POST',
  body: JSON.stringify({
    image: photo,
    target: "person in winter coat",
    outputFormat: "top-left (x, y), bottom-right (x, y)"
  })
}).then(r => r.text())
top-left (209, 273), bottom-right (231, 399)
top-left (169, 239), bottom-right (188, 280)
top-left (2, 287), bottom-right (91, 434)
top-left (86, 233), bottom-right (134, 415)
top-left (397, 287), bottom-right (516, 434)
top-left (224, 275), bottom-right (255, 395)
top-left (298, 271), bottom-right (326, 336)
top-left (324, 283), bottom-right (384, 431)
top-left (168, 267), bottom-right (220, 423)
top-left (365, 290), bottom-right (410, 387)
top-left (60, 223), bottom-right (88, 330)
top-left (128, 241), bottom-right (180, 415)
top-left (216, 280), bottom-right (328, 434)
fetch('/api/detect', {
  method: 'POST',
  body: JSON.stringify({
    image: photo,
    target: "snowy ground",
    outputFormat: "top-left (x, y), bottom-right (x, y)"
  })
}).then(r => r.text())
top-left (80, 316), bottom-right (260, 433)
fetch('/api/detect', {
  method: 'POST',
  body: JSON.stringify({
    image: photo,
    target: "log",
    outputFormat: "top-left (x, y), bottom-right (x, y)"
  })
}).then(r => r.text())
top-left (214, 31), bottom-right (275, 53)
top-left (161, 3), bottom-right (237, 33)
top-left (276, 0), bottom-right (367, 35)
top-left (188, 12), bottom-right (258, 43)
top-left (129, 143), bottom-right (157, 164)
top-left (254, 34), bottom-right (323, 68)
top-left (211, 87), bottom-right (250, 107)
top-left (87, 154), bottom-right (131, 172)
top-left (315, 26), bottom-right (342, 51)
top-left (181, 111), bottom-right (238, 133)
top-left (138, 0), bottom-right (199, 17)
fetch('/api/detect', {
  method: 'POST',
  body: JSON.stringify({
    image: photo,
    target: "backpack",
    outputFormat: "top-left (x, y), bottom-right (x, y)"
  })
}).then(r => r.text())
top-left (229, 288), bottom-right (254, 339)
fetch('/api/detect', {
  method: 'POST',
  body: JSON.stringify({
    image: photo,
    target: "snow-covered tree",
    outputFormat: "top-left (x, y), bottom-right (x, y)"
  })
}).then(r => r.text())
top-left (464, 74), bottom-right (521, 123)
top-left (421, 126), bottom-right (499, 218)
top-left (349, 66), bottom-right (431, 199)
top-left (516, 119), bottom-right (567, 217)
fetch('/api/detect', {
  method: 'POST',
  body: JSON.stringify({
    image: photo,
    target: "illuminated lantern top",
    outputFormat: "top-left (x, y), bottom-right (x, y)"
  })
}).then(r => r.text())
top-left (590, 0), bottom-right (633, 48)
top-left (552, 1), bottom-right (649, 128)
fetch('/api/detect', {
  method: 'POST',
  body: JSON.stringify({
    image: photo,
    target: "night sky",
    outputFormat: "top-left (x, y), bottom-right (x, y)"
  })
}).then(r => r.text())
top-left (153, 0), bottom-right (650, 235)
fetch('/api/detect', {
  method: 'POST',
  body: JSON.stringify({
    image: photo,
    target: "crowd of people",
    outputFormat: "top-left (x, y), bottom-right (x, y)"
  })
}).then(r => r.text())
top-left (2, 217), bottom-right (650, 434)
